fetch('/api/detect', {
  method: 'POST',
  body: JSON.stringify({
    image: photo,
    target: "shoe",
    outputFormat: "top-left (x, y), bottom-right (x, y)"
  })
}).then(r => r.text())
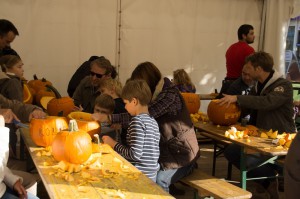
top-left (266, 179), bottom-right (279, 199)
top-left (169, 184), bottom-right (185, 196)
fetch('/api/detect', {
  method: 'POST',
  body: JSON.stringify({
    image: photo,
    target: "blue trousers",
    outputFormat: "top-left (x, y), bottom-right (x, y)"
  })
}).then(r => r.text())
top-left (156, 162), bottom-right (195, 193)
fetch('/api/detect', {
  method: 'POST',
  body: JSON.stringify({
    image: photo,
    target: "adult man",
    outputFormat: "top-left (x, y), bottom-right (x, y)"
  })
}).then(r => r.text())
top-left (0, 19), bottom-right (19, 56)
top-left (73, 57), bottom-right (117, 113)
top-left (219, 51), bottom-right (296, 199)
top-left (220, 24), bottom-right (255, 94)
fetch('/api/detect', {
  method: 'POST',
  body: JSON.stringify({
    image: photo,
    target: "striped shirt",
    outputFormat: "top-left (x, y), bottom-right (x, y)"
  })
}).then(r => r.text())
top-left (114, 113), bottom-right (160, 182)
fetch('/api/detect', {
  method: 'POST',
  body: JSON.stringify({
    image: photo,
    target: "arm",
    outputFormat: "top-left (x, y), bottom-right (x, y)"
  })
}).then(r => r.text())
top-left (0, 94), bottom-right (45, 122)
top-left (113, 118), bottom-right (145, 161)
top-left (5, 79), bottom-right (23, 102)
top-left (149, 88), bottom-right (182, 118)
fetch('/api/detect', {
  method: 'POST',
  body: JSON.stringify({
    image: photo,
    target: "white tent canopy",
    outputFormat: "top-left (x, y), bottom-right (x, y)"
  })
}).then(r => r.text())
top-left (0, 0), bottom-right (299, 111)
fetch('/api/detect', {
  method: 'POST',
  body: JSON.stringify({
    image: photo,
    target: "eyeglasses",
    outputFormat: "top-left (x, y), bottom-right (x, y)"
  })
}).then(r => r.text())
top-left (90, 71), bottom-right (104, 78)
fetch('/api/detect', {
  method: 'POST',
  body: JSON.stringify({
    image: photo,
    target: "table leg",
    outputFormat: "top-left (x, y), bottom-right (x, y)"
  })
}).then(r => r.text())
top-left (240, 146), bottom-right (247, 189)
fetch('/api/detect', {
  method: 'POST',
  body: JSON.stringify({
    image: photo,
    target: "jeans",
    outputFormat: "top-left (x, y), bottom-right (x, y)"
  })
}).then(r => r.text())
top-left (1, 187), bottom-right (39, 199)
top-left (224, 144), bottom-right (277, 186)
top-left (156, 162), bottom-right (196, 193)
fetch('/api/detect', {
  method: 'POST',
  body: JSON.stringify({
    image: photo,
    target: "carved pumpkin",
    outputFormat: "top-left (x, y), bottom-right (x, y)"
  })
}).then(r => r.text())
top-left (181, 92), bottom-right (200, 114)
top-left (52, 120), bottom-right (92, 164)
top-left (45, 85), bottom-right (75, 117)
top-left (29, 116), bottom-right (68, 147)
top-left (207, 99), bottom-right (241, 126)
top-left (68, 111), bottom-right (101, 138)
top-left (23, 83), bottom-right (33, 104)
top-left (27, 74), bottom-right (52, 93)
top-left (35, 87), bottom-right (55, 107)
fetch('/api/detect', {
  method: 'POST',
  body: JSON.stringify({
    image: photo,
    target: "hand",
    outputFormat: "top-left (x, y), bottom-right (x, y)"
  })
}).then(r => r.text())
top-left (91, 112), bottom-right (109, 123)
top-left (102, 135), bottom-right (117, 148)
top-left (29, 109), bottom-right (46, 120)
top-left (13, 179), bottom-right (27, 199)
top-left (217, 94), bottom-right (237, 107)
top-left (0, 109), bottom-right (19, 123)
top-left (73, 105), bottom-right (83, 111)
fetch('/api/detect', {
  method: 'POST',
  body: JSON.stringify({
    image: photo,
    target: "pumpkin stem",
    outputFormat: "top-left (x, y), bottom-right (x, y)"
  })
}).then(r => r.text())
top-left (69, 119), bottom-right (79, 132)
top-left (46, 85), bottom-right (62, 99)
top-left (33, 74), bottom-right (38, 80)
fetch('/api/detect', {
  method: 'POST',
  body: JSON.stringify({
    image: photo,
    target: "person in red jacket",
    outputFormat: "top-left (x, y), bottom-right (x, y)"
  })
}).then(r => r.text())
top-left (220, 24), bottom-right (255, 94)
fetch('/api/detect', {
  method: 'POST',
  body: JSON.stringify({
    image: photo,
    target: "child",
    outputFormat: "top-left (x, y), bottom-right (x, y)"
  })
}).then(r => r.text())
top-left (173, 69), bottom-right (196, 93)
top-left (98, 78), bottom-right (128, 145)
top-left (94, 93), bottom-right (118, 140)
top-left (0, 55), bottom-right (24, 102)
top-left (101, 80), bottom-right (160, 182)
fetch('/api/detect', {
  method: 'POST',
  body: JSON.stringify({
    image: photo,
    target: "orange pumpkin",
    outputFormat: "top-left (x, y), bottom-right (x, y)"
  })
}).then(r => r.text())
top-left (68, 111), bottom-right (101, 138)
top-left (23, 83), bottom-right (33, 104)
top-left (181, 92), bottom-right (200, 114)
top-left (29, 116), bottom-right (68, 147)
top-left (27, 74), bottom-right (52, 93)
top-left (35, 87), bottom-right (55, 107)
top-left (207, 99), bottom-right (241, 126)
top-left (46, 85), bottom-right (75, 117)
top-left (52, 120), bottom-right (92, 164)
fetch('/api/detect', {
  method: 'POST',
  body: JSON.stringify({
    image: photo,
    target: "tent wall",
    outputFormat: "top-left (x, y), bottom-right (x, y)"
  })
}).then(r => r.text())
top-left (1, 0), bottom-right (293, 111)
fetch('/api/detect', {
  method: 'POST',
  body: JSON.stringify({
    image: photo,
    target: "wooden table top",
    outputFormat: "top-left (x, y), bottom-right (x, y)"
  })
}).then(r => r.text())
top-left (20, 128), bottom-right (174, 199)
top-left (193, 122), bottom-right (288, 156)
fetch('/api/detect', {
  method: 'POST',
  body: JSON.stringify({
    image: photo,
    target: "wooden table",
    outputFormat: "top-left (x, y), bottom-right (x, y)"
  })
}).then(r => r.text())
top-left (193, 122), bottom-right (288, 189)
top-left (20, 128), bottom-right (174, 199)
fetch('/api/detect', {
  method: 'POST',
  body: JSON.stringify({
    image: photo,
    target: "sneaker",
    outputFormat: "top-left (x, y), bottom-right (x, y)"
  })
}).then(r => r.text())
top-left (169, 184), bottom-right (185, 196)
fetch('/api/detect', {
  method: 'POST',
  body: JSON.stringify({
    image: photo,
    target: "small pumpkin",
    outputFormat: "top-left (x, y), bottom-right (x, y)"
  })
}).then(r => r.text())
top-left (45, 85), bottom-right (75, 117)
top-left (29, 116), bottom-right (68, 147)
top-left (207, 99), bottom-right (241, 126)
top-left (52, 120), bottom-right (92, 164)
top-left (181, 92), bottom-right (200, 114)
top-left (68, 111), bottom-right (101, 138)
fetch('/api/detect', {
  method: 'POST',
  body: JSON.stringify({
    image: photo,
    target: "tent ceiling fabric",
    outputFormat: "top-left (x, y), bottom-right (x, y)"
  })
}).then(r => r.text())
top-left (0, 0), bottom-right (296, 111)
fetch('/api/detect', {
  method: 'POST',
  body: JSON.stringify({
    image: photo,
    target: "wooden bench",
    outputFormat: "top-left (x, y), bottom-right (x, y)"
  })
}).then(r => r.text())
top-left (180, 169), bottom-right (252, 199)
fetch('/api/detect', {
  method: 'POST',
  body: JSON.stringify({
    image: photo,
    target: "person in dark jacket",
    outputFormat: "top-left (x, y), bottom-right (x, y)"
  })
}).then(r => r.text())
top-left (219, 51), bottom-right (296, 199)
top-left (0, 19), bottom-right (19, 57)
top-left (67, 56), bottom-right (102, 97)
top-left (92, 62), bottom-right (200, 194)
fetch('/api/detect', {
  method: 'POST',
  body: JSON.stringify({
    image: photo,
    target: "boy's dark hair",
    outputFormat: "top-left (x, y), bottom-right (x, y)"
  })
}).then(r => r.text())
top-left (238, 24), bottom-right (253, 40)
top-left (94, 93), bottom-right (115, 113)
top-left (0, 19), bottom-right (19, 37)
top-left (245, 51), bottom-right (274, 72)
top-left (121, 80), bottom-right (152, 106)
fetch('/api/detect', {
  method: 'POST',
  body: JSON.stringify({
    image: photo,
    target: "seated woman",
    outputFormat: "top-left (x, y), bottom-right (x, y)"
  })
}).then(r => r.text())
top-left (0, 55), bottom-right (24, 102)
top-left (173, 69), bottom-right (196, 93)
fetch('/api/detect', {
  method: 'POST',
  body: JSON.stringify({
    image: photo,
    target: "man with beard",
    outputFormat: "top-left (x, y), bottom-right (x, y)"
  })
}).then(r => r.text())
top-left (220, 24), bottom-right (255, 94)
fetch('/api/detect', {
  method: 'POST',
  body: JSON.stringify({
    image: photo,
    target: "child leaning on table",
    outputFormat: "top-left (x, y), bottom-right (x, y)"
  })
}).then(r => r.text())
top-left (94, 93), bottom-right (120, 141)
top-left (100, 80), bottom-right (160, 182)
top-left (0, 115), bottom-right (39, 199)
top-left (98, 78), bottom-right (128, 145)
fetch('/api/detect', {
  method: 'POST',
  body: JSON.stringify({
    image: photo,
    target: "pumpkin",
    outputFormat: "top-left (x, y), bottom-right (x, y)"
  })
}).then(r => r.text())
top-left (45, 85), bottom-right (75, 117)
top-left (35, 87), bottom-right (55, 107)
top-left (68, 111), bottom-right (101, 138)
top-left (207, 99), bottom-right (241, 126)
top-left (29, 116), bottom-right (68, 147)
top-left (181, 92), bottom-right (200, 114)
top-left (23, 83), bottom-right (33, 104)
top-left (52, 120), bottom-right (92, 164)
top-left (27, 74), bottom-right (52, 93)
